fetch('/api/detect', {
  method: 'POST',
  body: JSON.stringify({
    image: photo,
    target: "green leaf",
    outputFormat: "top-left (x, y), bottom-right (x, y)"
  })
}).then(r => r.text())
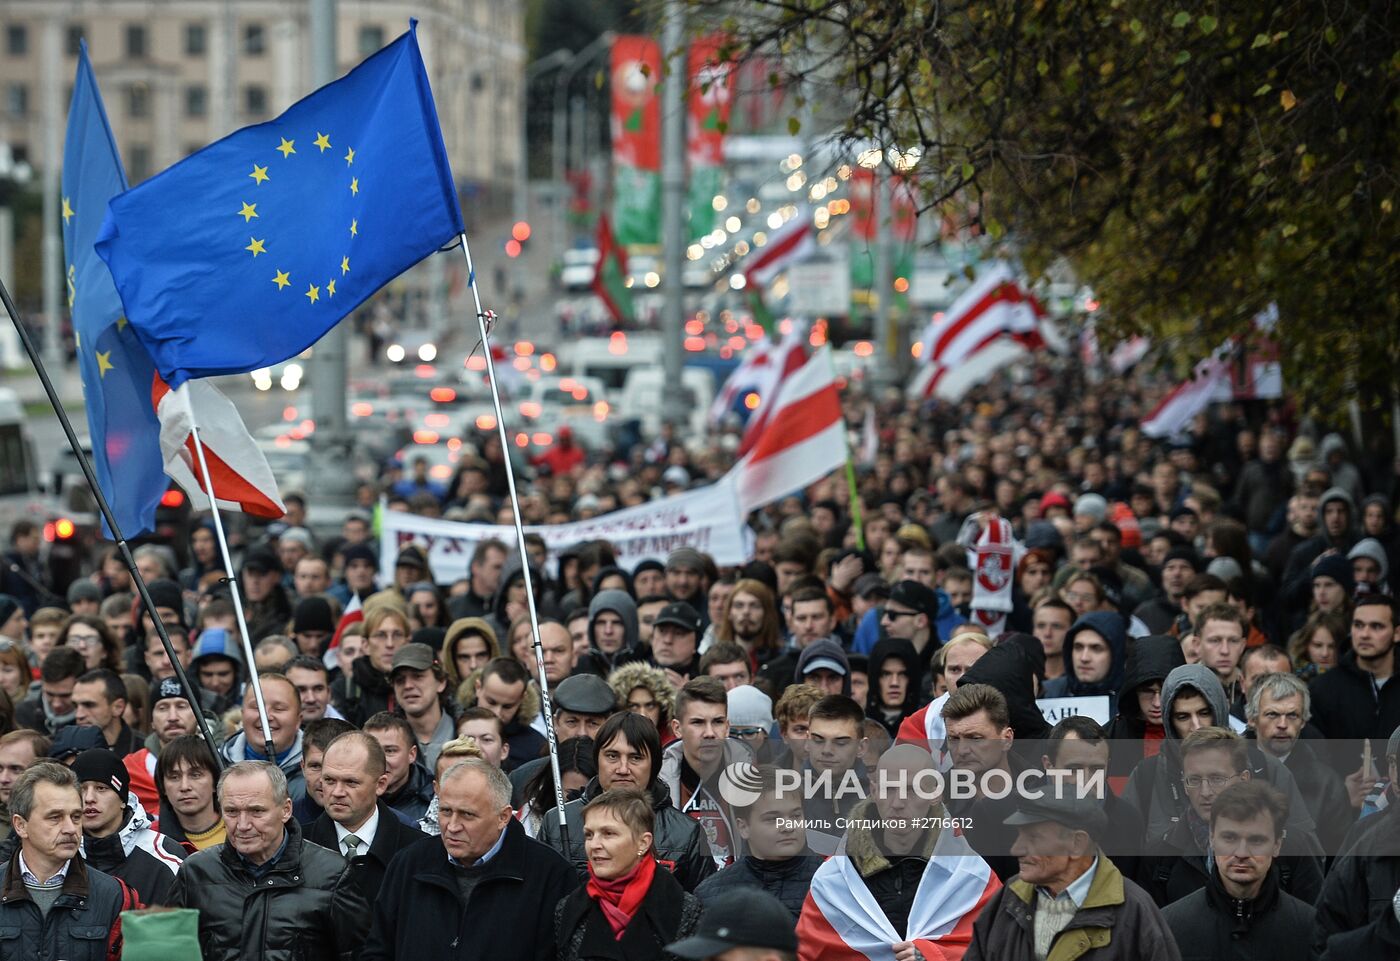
top-left (1251, 34), bottom-right (1270, 49)
top-left (961, 162), bottom-right (975, 180)
top-left (1335, 82), bottom-right (1347, 101)
top-left (1037, 59), bottom-right (1050, 76)
top-left (787, 116), bottom-right (802, 135)
top-left (1198, 15), bottom-right (1217, 34)
top-left (1172, 11), bottom-right (1191, 28)
top-left (1174, 50), bottom-right (1191, 65)
top-left (1254, 83), bottom-right (1272, 96)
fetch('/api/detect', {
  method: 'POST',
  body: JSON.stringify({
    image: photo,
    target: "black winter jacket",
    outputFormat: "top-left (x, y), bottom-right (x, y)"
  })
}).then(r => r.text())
top-left (330, 656), bottom-right (394, 728)
top-left (0, 854), bottom-right (127, 961)
top-left (305, 801), bottom-right (429, 905)
top-left (540, 778), bottom-right (716, 891)
top-left (362, 817), bottom-right (577, 961)
top-left (168, 818), bottom-right (368, 961)
top-left (1312, 802), bottom-right (1400, 960)
top-left (81, 803), bottom-right (186, 906)
top-left (1307, 649), bottom-right (1400, 776)
top-left (693, 852), bottom-right (823, 922)
top-left (554, 864), bottom-right (702, 961)
top-left (382, 760), bottom-right (436, 822)
top-left (865, 638), bottom-right (923, 738)
top-left (1162, 864), bottom-right (1313, 961)
top-left (1138, 814), bottom-right (1322, 908)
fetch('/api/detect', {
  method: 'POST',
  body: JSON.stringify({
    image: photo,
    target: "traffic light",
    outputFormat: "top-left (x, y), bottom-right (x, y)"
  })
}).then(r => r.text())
top-left (505, 221), bottom-right (531, 258)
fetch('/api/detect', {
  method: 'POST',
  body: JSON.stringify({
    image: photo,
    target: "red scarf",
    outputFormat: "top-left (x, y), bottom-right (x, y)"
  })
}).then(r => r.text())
top-left (586, 854), bottom-right (656, 940)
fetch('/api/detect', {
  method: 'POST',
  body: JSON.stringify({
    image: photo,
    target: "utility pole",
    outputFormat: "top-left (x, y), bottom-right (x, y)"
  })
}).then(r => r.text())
top-left (307, 0), bottom-right (354, 502)
top-left (658, 0), bottom-right (688, 428)
top-left (40, 15), bottom-right (62, 368)
top-left (552, 32), bottom-right (614, 259)
top-left (873, 167), bottom-right (894, 387)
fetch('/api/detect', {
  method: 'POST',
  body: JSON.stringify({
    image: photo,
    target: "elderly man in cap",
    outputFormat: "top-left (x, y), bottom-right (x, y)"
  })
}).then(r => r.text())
top-left (670, 888), bottom-right (797, 961)
top-left (390, 643), bottom-right (457, 770)
top-left (666, 548), bottom-right (711, 625)
top-left (965, 790), bottom-right (1180, 961)
top-left (506, 673), bottom-right (618, 800)
top-left (651, 601), bottom-right (704, 687)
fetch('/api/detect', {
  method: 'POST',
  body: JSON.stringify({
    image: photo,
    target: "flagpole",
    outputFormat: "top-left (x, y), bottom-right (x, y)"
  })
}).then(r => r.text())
top-left (455, 232), bottom-right (569, 833)
top-left (0, 277), bottom-right (224, 769)
top-left (178, 385), bottom-right (277, 759)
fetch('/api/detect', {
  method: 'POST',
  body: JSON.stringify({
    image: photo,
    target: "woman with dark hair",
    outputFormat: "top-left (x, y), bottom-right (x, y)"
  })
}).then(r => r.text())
top-left (554, 789), bottom-right (702, 961)
top-left (406, 581), bottom-right (450, 630)
top-left (591, 566), bottom-right (635, 600)
top-left (520, 736), bottom-right (597, 838)
top-left (59, 614), bottom-right (124, 672)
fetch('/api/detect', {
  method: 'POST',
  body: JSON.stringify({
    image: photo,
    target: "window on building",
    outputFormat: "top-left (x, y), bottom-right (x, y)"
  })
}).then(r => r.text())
top-left (185, 85), bottom-right (208, 118)
top-left (66, 24), bottom-right (85, 56)
top-left (357, 25), bottom-right (385, 56)
top-left (5, 25), bottom-right (27, 57)
top-left (125, 24), bottom-right (147, 59)
top-left (244, 85), bottom-right (268, 118)
top-left (5, 84), bottom-right (29, 118)
top-left (128, 144), bottom-right (152, 183)
top-left (244, 24), bottom-right (265, 56)
top-left (127, 83), bottom-right (151, 119)
top-left (185, 23), bottom-right (207, 56)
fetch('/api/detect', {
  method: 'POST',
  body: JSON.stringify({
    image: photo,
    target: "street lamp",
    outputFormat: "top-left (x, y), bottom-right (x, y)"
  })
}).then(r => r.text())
top-left (552, 31), bottom-right (616, 255)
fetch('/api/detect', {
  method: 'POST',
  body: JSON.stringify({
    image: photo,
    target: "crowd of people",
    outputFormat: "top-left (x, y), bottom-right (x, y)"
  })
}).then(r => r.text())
top-left (1, 353), bottom-right (1399, 960)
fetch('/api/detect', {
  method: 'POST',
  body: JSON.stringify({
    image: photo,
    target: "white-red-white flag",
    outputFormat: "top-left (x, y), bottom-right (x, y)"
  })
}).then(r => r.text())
top-left (736, 328), bottom-right (809, 457)
top-left (322, 593), bottom-right (364, 671)
top-left (154, 381), bottom-right (284, 518)
top-left (710, 336), bottom-right (778, 425)
top-left (733, 346), bottom-right (845, 512)
top-left (743, 209), bottom-right (816, 289)
top-left (907, 262), bottom-right (1046, 399)
top-left (1141, 352), bottom-right (1232, 439)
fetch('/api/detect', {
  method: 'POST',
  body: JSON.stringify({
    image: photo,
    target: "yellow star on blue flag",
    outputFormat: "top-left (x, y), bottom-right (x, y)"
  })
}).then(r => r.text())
top-left (94, 22), bottom-right (464, 386)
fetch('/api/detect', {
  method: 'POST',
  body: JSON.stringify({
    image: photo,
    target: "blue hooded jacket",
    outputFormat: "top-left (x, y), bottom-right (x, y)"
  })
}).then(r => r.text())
top-left (1040, 610), bottom-right (1128, 714)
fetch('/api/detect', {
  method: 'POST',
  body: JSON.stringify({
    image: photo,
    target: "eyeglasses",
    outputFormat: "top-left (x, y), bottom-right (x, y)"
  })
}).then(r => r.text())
top-left (881, 609), bottom-right (918, 621)
top-left (1182, 773), bottom-right (1240, 791)
top-left (67, 634), bottom-right (103, 649)
top-left (369, 630), bottom-right (408, 643)
top-left (1063, 591), bottom-right (1098, 605)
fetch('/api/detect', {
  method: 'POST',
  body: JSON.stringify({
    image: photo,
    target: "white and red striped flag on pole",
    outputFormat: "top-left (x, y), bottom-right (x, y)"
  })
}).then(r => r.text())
top-left (796, 826), bottom-right (1000, 961)
top-left (736, 327), bottom-right (809, 456)
top-left (154, 380), bottom-right (284, 517)
top-left (322, 593), bottom-right (364, 671)
top-left (1141, 349), bottom-right (1232, 439)
top-left (907, 262), bottom-right (1046, 400)
top-left (743, 208), bottom-right (816, 290)
top-left (732, 345), bottom-right (845, 513)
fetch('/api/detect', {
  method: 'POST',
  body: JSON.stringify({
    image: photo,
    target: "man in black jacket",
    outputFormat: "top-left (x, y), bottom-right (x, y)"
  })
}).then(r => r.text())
top-left (307, 730), bottom-right (427, 905)
top-left (363, 712), bottom-right (435, 821)
top-left (72, 749), bottom-right (185, 906)
top-left (1309, 594), bottom-right (1400, 782)
top-left (170, 760), bottom-right (368, 961)
top-left (363, 757), bottom-right (577, 961)
top-left (1, 762), bottom-right (128, 959)
top-left (1162, 780), bottom-right (1314, 960)
top-left (540, 711), bottom-right (715, 890)
top-left (694, 764), bottom-right (821, 921)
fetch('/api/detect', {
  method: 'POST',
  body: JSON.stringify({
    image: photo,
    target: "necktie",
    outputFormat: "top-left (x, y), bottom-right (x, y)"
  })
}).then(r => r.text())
top-left (343, 834), bottom-right (361, 862)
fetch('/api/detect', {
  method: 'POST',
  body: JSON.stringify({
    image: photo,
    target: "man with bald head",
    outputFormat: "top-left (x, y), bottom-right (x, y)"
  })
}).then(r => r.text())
top-left (363, 758), bottom-right (576, 961)
top-left (307, 731), bottom-right (428, 905)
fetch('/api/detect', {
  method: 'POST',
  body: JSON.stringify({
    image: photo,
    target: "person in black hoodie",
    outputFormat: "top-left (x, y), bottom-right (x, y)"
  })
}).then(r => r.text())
top-left (1039, 610), bottom-right (1129, 717)
top-left (1162, 780), bottom-right (1314, 961)
top-left (1105, 635), bottom-right (1186, 795)
top-left (865, 638), bottom-right (923, 738)
top-left (1308, 593), bottom-right (1400, 780)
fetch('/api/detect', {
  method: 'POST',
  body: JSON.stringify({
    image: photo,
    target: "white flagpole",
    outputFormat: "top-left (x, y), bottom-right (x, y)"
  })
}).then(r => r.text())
top-left (177, 384), bottom-right (277, 758)
top-left (456, 233), bottom-right (569, 831)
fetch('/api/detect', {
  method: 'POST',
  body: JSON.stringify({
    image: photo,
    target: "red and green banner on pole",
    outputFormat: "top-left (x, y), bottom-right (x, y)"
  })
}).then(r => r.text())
top-left (686, 35), bottom-right (734, 241)
top-left (592, 214), bottom-right (635, 326)
top-left (610, 36), bottom-right (662, 247)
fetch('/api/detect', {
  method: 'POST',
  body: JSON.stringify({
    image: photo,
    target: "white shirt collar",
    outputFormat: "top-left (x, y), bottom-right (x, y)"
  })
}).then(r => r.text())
top-left (1038, 855), bottom-right (1099, 908)
top-left (334, 804), bottom-right (381, 854)
top-left (18, 852), bottom-right (70, 887)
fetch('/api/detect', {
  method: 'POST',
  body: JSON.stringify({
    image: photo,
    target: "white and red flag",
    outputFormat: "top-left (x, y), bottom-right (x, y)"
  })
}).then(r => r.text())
top-left (796, 827), bottom-right (1000, 961)
top-left (743, 209), bottom-right (816, 290)
top-left (970, 515), bottom-right (1017, 636)
top-left (907, 262), bottom-right (1046, 400)
top-left (1140, 350), bottom-right (1232, 439)
top-left (733, 345), bottom-right (845, 513)
top-left (154, 380), bottom-right (284, 517)
top-left (322, 593), bottom-right (364, 671)
top-left (736, 328), bottom-right (810, 456)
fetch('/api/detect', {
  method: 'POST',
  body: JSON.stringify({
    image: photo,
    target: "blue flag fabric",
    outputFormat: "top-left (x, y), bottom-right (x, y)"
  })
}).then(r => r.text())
top-left (95, 23), bottom-right (464, 387)
top-left (63, 43), bottom-right (167, 538)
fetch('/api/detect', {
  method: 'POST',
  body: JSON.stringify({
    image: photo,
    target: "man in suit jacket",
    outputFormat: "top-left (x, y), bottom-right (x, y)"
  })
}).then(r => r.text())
top-left (307, 731), bottom-right (428, 904)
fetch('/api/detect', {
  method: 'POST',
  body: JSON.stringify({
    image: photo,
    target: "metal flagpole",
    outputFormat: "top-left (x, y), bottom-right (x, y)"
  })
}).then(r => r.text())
top-left (0, 277), bottom-right (224, 768)
top-left (177, 385), bottom-right (277, 759)
top-left (455, 232), bottom-right (569, 832)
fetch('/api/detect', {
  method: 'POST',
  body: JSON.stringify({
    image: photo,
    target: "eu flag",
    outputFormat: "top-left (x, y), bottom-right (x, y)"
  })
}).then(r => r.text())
top-left (95, 23), bottom-right (465, 387)
top-left (64, 43), bottom-right (167, 537)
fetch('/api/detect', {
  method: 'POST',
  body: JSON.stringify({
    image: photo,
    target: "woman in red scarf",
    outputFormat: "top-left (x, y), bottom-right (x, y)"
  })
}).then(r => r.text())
top-left (554, 789), bottom-right (702, 961)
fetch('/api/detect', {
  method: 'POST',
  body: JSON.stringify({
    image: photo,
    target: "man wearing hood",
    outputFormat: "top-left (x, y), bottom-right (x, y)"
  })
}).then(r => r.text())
top-left (578, 588), bottom-right (645, 675)
top-left (1361, 493), bottom-right (1400, 581)
top-left (1349, 536), bottom-right (1390, 595)
top-left (1040, 611), bottom-right (1128, 717)
top-left (1283, 487), bottom-right (1359, 611)
top-left (792, 639), bottom-right (851, 696)
top-left (1105, 636), bottom-right (1185, 795)
top-left (866, 638), bottom-right (923, 738)
top-left (1319, 433), bottom-right (1365, 506)
top-left (1124, 665), bottom-right (1322, 863)
top-left (73, 748), bottom-right (186, 905)
top-left (487, 557), bottom-right (546, 641)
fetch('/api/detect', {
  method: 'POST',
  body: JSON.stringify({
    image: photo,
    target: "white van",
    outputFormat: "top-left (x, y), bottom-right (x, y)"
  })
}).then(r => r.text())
top-left (620, 367), bottom-right (716, 439)
top-left (562, 334), bottom-right (664, 401)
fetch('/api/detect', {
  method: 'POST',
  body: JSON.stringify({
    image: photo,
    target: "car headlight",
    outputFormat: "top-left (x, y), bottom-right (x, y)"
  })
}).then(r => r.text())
top-left (386, 344), bottom-right (406, 362)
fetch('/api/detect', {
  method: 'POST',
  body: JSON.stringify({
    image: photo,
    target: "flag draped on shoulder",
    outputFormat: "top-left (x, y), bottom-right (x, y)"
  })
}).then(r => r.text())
top-left (95, 22), bottom-right (463, 387)
top-left (733, 345), bottom-right (845, 512)
top-left (907, 262), bottom-right (1046, 401)
top-left (796, 826), bottom-right (999, 961)
top-left (63, 44), bottom-right (280, 536)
